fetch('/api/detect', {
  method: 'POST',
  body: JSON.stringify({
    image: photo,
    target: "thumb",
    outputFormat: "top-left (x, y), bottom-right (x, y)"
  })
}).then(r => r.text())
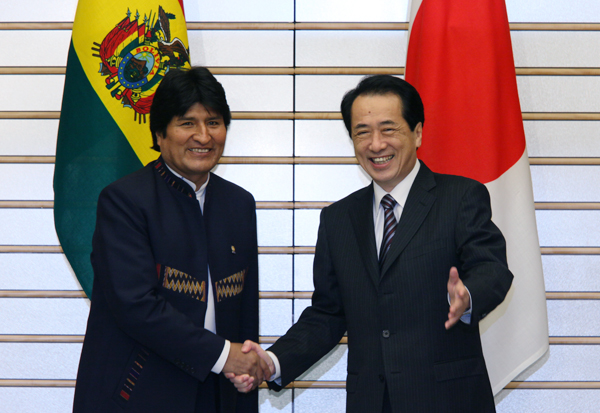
top-left (241, 340), bottom-right (255, 353)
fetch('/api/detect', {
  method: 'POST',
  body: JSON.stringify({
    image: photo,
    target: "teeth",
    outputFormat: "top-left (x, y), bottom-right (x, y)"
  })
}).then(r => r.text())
top-left (371, 155), bottom-right (393, 164)
top-left (189, 148), bottom-right (209, 153)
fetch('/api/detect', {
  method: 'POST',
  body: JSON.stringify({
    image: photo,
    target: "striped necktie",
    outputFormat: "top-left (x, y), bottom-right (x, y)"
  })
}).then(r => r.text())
top-left (379, 194), bottom-right (398, 267)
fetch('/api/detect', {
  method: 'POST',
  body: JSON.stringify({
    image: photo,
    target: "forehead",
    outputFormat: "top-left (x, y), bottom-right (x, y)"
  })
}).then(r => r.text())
top-left (174, 102), bottom-right (221, 120)
top-left (351, 93), bottom-right (404, 125)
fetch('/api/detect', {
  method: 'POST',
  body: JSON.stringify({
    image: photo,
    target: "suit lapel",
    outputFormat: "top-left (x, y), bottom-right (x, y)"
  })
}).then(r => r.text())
top-left (348, 184), bottom-right (381, 287)
top-left (380, 163), bottom-right (437, 276)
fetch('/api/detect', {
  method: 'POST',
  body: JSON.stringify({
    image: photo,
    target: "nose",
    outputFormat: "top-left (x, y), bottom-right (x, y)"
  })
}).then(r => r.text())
top-left (369, 130), bottom-right (387, 152)
top-left (192, 125), bottom-right (210, 143)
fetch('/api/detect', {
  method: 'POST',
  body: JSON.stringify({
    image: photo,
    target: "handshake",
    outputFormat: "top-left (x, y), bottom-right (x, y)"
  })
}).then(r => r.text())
top-left (222, 340), bottom-right (274, 393)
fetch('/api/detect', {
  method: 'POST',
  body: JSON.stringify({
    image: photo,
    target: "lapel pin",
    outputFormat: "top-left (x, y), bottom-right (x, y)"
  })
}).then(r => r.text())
top-left (231, 246), bottom-right (236, 254)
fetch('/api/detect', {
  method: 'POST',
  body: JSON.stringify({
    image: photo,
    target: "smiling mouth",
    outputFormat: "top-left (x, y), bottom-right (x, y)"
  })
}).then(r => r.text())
top-left (370, 155), bottom-right (393, 164)
top-left (189, 148), bottom-right (210, 153)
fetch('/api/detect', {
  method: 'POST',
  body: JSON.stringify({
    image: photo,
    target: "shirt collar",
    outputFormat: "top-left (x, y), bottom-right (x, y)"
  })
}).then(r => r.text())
top-left (373, 159), bottom-right (421, 210)
top-left (164, 163), bottom-right (210, 198)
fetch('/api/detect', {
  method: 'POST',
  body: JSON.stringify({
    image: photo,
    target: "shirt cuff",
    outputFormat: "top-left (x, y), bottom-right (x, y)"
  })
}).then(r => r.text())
top-left (447, 286), bottom-right (472, 325)
top-left (211, 339), bottom-right (230, 374)
top-left (266, 350), bottom-right (282, 383)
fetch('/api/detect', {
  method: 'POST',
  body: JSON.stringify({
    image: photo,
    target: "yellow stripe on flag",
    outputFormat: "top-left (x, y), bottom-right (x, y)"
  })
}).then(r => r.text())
top-left (72, 1), bottom-right (190, 165)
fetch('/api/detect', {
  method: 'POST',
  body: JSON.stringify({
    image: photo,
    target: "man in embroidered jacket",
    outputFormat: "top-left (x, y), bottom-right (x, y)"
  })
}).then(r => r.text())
top-left (73, 67), bottom-right (272, 412)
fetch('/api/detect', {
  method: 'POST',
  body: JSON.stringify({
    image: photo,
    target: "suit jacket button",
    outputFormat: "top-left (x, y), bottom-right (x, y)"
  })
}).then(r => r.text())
top-left (379, 374), bottom-right (385, 382)
top-left (382, 330), bottom-right (390, 338)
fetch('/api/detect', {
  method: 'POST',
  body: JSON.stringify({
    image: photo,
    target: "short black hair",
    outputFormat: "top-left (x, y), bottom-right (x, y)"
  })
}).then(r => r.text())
top-left (340, 75), bottom-right (424, 136)
top-left (150, 67), bottom-right (231, 151)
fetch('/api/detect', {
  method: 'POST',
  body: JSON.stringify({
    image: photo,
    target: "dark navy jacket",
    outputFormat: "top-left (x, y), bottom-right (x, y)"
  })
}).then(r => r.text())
top-left (73, 158), bottom-right (259, 412)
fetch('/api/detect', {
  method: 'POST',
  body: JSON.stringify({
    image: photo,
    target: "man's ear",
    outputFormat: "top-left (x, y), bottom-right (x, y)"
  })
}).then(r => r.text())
top-left (414, 122), bottom-right (423, 149)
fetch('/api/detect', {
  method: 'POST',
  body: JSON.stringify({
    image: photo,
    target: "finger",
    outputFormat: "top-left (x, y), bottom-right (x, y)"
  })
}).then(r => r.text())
top-left (241, 340), bottom-right (256, 353)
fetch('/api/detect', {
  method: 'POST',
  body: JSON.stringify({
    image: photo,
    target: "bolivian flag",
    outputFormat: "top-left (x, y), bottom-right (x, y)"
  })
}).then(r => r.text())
top-left (54, 0), bottom-right (190, 298)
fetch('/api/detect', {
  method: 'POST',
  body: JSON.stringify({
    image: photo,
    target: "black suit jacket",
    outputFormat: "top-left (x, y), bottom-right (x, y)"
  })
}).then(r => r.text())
top-left (73, 158), bottom-right (259, 412)
top-left (269, 162), bottom-right (513, 413)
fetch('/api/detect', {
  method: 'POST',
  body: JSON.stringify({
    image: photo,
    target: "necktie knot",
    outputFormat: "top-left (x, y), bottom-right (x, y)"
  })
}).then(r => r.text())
top-left (381, 194), bottom-right (397, 211)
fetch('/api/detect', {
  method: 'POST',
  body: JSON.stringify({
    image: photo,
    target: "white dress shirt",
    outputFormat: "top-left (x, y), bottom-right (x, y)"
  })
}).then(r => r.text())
top-left (165, 166), bottom-right (230, 374)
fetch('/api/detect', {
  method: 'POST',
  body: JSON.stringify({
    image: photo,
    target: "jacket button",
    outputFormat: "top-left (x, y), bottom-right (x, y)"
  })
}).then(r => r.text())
top-left (379, 374), bottom-right (385, 382)
top-left (382, 330), bottom-right (390, 338)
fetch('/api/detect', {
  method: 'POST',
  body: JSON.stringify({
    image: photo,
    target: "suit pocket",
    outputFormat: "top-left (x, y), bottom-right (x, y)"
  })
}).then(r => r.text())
top-left (158, 264), bottom-right (207, 302)
top-left (433, 356), bottom-right (487, 382)
top-left (401, 237), bottom-right (448, 260)
top-left (112, 346), bottom-right (151, 407)
top-left (214, 268), bottom-right (247, 303)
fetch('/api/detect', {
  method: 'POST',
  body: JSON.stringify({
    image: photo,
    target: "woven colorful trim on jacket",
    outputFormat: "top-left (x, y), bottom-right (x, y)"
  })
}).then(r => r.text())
top-left (215, 268), bottom-right (247, 302)
top-left (161, 265), bottom-right (207, 302)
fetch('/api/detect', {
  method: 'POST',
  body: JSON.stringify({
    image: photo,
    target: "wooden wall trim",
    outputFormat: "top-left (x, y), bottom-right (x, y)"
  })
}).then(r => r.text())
top-left (2, 22), bottom-right (600, 31)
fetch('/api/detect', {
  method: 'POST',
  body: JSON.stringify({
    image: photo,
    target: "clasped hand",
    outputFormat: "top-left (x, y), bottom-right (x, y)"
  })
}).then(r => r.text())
top-left (222, 341), bottom-right (274, 392)
top-left (224, 340), bottom-right (272, 393)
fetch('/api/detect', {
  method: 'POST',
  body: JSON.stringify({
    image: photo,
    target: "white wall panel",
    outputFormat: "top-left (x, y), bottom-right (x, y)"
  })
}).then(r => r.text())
top-left (506, 0), bottom-right (600, 23)
top-left (524, 121), bottom-right (600, 157)
top-left (185, 0), bottom-right (294, 22)
top-left (259, 254), bottom-right (293, 292)
top-left (531, 166), bottom-right (600, 202)
top-left (293, 388), bottom-right (346, 413)
top-left (294, 298), bottom-right (311, 323)
top-left (542, 255), bottom-right (600, 292)
top-left (0, 254), bottom-right (79, 290)
top-left (0, 75), bottom-right (64, 111)
top-left (296, 31), bottom-right (407, 67)
top-left (496, 389), bottom-right (600, 413)
top-left (0, 209), bottom-right (58, 245)
top-left (225, 120), bottom-right (293, 157)
top-left (536, 210), bottom-right (600, 247)
top-left (296, 0), bottom-right (408, 22)
top-left (297, 345), bottom-right (348, 381)
top-left (295, 120), bottom-right (354, 157)
top-left (0, 164), bottom-right (54, 200)
top-left (213, 165), bottom-right (293, 201)
top-left (294, 254), bottom-right (315, 291)
top-left (294, 209), bottom-right (321, 247)
top-left (259, 388), bottom-right (293, 413)
top-left (256, 210), bottom-right (293, 247)
top-left (259, 298), bottom-right (293, 336)
top-left (514, 345), bottom-right (600, 381)
top-left (547, 301), bottom-right (600, 336)
top-left (295, 165), bottom-right (370, 201)
top-left (0, 298), bottom-right (89, 334)
top-left (517, 76), bottom-right (600, 113)
top-left (215, 75), bottom-right (294, 112)
top-left (0, 388), bottom-right (75, 413)
top-left (295, 75), bottom-right (365, 112)
top-left (190, 31), bottom-right (293, 67)
top-left (0, 120), bottom-right (59, 156)
top-left (512, 31), bottom-right (600, 68)
top-left (0, 343), bottom-right (81, 379)
top-left (3, 0), bottom-right (77, 21)
top-left (0, 31), bottom-right (71, 67)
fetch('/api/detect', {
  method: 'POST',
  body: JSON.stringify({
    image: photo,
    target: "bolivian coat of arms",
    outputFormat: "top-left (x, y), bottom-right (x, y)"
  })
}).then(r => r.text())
top-left (92, 6), bottom-right (190, 123)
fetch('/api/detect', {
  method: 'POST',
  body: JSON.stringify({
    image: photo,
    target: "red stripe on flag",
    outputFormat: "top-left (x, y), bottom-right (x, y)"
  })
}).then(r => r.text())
top-left (405, 0), bottom-right (525, 184)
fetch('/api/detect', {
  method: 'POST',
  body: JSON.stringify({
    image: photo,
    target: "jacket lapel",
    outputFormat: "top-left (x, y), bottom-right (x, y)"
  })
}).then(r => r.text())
top-left (380, 162), bottom-right (437, 276)
top-left (348, 184), bottom-right (381, 288)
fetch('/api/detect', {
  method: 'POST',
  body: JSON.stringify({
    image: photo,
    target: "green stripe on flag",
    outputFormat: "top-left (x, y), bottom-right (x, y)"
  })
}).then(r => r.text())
top-left (54, 41), bottom-right (145, 298)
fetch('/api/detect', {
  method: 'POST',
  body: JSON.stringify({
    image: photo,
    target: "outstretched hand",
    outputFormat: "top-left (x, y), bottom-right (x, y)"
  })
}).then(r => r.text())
top-left (224, 340), bottom-right (274, 393)
top-left (446, 266), bottom-right (470, 330)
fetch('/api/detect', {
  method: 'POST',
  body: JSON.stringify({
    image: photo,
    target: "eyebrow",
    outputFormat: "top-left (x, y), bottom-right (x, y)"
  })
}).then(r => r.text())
top-left (353, 119), bottom-right (397, 131)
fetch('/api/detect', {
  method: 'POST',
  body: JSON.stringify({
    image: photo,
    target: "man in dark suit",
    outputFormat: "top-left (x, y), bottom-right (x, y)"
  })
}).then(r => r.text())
top-left (228, 75), bottom-right (513, 412)
top-left (73, 67), bottom-right (271, 412)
